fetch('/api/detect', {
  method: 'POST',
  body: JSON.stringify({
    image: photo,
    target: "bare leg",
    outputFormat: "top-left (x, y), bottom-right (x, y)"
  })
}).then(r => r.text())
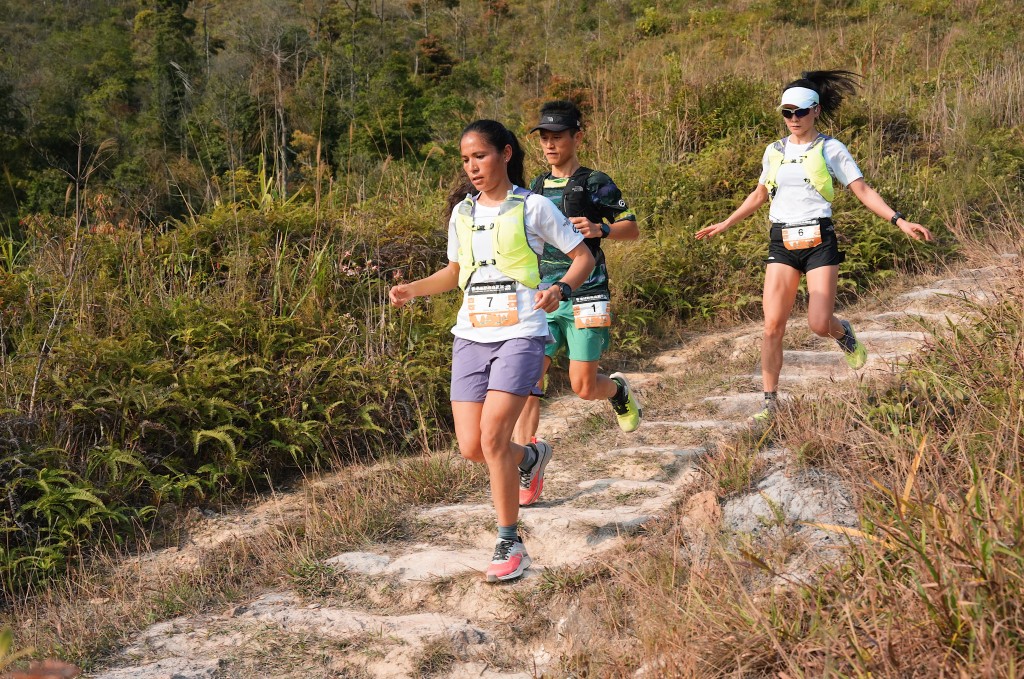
top-left (805, 265), bottom-right (844, 339)
top-left (454, 391), bottom-right (529, 527)
top-left (512, 356), bottom-right (552, 446)
top-left (567, 359), bottom-right (617, 401)
top-left (761, 263), bottom-right (801, 393)
top-left (452, 401), bottom-right (485, 463)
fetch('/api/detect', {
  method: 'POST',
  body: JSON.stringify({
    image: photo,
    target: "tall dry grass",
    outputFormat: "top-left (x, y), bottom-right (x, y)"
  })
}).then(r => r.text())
top-left (521, 216), bottom-right (1023, 677)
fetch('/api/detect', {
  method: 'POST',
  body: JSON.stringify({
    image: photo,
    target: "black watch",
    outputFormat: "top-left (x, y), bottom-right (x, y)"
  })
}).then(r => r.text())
top-left (890, 211), bottom-right (904, 225)
top-left (555, 281), bottom-right (572, 301)
top-left (600, 223), bottom-right (611, 238)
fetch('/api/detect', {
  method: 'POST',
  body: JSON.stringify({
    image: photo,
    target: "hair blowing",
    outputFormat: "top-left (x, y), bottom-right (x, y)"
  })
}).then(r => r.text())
top-left (784, 70), bottom-right (860, 120)
top-left (444, 119), bottom-right (526, 220)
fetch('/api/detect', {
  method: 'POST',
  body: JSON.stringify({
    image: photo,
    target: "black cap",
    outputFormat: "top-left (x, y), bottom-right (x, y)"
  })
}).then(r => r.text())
top-left (529, 112), bottom-right (581, 133)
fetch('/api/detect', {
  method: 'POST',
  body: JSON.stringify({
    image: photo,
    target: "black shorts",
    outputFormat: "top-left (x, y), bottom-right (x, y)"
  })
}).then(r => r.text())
top-left (765, 220), bottom-right (845, 273)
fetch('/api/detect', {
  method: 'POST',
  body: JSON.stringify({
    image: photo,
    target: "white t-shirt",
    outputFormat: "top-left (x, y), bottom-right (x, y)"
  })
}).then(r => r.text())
top-left (757, 136), bottom-right (864, 224)
top-left (446, 189), bottom-right (584, 342)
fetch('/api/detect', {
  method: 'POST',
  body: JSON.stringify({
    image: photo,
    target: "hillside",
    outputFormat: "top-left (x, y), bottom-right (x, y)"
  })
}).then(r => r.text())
top-left (0, 0), bottom-right (1023, 675)
top-left (32, 243), bottom-right (1024, 677)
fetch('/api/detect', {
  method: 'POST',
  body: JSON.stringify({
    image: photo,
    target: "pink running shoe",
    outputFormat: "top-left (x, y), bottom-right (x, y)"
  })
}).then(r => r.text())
top-left (485, 537), bottom-right (532, 583)
top-left (518, 440), bottom-right (553, 506)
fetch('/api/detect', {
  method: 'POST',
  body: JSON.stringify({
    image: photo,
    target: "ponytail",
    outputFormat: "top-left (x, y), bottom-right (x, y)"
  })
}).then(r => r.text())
top-left (444, 177), bottom-right (474, 223)
top-left (783, 70), bottom-right (860, 120)
top-left (444, 119), bottom-right (527, 221)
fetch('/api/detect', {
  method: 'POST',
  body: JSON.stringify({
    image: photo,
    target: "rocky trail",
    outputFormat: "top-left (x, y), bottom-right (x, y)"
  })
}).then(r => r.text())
top-left (90, 255), bottom-right (1017, 679)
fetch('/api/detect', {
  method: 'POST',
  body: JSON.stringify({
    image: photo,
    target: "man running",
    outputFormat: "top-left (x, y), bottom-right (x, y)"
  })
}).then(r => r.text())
top-left (514, 100), bottom-right (642, 507)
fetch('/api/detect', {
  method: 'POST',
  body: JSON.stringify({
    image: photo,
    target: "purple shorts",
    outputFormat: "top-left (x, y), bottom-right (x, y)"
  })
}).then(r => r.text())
top-left (451, 336), bottom-right (547, 402)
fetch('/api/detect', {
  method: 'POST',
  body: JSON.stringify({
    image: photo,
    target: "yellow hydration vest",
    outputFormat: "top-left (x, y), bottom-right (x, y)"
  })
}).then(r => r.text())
top-left (763, 134), bottom-right (834, 203)
top-left (454, 188), bottom-right (541, 291)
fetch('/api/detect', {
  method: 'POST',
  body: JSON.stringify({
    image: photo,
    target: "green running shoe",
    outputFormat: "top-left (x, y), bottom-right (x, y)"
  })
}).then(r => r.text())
top-left (609, 373), bottom-right (642, 433)
top-left (839, 319), bottom-right (867, 370)
top-left (746, 403), bottom-right (776, 429)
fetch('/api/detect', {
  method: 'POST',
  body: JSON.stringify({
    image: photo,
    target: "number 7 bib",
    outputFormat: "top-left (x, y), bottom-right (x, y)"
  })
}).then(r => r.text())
top-left (467, 281), bottom-right (520, 328)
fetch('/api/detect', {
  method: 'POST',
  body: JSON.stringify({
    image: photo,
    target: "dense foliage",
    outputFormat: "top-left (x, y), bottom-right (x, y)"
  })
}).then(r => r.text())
top-left (0, 0), bottom-right (1022, 593)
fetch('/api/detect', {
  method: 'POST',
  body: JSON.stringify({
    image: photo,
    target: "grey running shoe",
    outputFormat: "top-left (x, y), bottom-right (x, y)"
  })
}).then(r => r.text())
top-left (485, 537), bottom-right (531, 582)
top-left (519, 440), bottom-right (553, 506)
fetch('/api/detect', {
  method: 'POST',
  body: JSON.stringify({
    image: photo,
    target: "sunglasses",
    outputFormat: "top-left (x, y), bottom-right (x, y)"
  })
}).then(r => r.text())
top-left (780, 106), bottom-right (815, 120)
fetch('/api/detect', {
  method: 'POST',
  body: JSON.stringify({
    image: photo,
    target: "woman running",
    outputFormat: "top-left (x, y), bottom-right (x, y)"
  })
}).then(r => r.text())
top-left (695, 70), bottom-right (932, 424)
top-left (389, 119), bottom-right (594, 582)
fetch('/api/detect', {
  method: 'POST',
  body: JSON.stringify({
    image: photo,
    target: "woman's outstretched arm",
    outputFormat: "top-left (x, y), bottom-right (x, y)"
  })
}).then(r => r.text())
top-left (847, 178), bottom-right (932, 241)
top-left (695, 184), bottom-right (770, 240)
top-left (389, 262), bottom-right (460, 307)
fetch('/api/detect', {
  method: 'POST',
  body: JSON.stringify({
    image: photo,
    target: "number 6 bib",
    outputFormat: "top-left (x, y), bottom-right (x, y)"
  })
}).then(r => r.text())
top-left (572, 291), bottom-right (612, 329)
top-left (781, 223), bottom-right (822, 250)
top-left (467, 281), bottom-right (520, 328)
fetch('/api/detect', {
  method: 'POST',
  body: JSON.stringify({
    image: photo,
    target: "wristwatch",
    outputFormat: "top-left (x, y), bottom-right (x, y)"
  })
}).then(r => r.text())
top-left (890, 211), bottom-right (904, 225)
top-left (600, 223), bottom-right (611, 238)
top-left (554, 281), bottom-right (572, 301)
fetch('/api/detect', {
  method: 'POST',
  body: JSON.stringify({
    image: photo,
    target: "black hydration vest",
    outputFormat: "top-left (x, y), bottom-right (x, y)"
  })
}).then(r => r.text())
top-left (531, 166), bottom-right (609, 296)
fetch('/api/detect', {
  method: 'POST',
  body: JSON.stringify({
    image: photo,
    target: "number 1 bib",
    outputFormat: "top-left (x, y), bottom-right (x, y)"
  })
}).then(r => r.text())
top-left (572, 291), bottom-right (611, 329)
top-left (782, 223), bottom-right (822, 250)
top-left (467, 281), bottom-right (520, 328)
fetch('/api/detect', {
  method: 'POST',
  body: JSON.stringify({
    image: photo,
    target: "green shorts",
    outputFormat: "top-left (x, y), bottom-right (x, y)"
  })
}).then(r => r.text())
top-left (544, 300), bottom-right (610, 362)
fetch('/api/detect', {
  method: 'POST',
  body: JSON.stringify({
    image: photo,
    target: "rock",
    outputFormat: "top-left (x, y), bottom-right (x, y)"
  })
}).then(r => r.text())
top-left (703, 393), bottom-right (780, 418)
top-left (869, 308), bottom-right (971, 326)
top-left (6, 659), bottom-right (81, 679)
top-left (896, 287), bottom-right (997, 305)
top-left (324, 551), bottom-right (391, 575)
top-left (722, 466), bottom-right (854, 535)
top-left (92, 658), bottom-right (225, 679)
top-left (441, 663), bottom-right (535, 679)
top-left (680, 491), bottom-right (722, 532)
top-left (383, 549), bottom-right (481, 581)
top-left (642, 419), bottom-right (743, 432)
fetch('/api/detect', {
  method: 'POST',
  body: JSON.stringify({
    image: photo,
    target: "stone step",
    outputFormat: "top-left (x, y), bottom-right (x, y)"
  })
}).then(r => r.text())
top-left (95, 657), bottom-right (225, 679)
top-left (703, 393), bottom-right (780, 418)
top-left (853, 329), bottom-right (929, 346)
top-left (896, 286), bottom-right (998, 306)
top-left (537, 383), bottom-right (660, 441)
top-left (94, 593), bottom-right (499, 679)
top-left (869, 308), bottom-right (973, 326)
top-left (640, 419), bottom-right (743, 432)
top-left (595, 445), bottom-right (704, 481)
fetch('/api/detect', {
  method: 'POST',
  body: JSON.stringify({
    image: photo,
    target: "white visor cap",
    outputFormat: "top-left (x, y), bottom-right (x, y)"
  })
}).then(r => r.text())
top-left (779, 86), bottom-right (820, 109)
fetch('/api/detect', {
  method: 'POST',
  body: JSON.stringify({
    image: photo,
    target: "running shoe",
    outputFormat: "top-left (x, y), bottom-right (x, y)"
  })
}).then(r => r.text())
top-left (519, 440), bottom-right (553, 506)
top-left (746, 402), bottom-right (776, 429)
top-left (838, 319), bottom-right (867, 370)
top-left (485, 537), bottom-right (531, 583)
top-left (609, 372), bottom-right (643, 433)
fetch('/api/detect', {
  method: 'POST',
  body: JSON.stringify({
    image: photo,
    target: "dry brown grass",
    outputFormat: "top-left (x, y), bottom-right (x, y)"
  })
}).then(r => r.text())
top-left (506, 221), bottom-right (1023, 677)
top-left (0, 449), bottom-right (487, 671)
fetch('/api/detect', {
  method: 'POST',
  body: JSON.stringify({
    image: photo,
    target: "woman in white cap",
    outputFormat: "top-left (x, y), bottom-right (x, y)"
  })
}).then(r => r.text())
top-left (695, 70), bottom-right (932, 424)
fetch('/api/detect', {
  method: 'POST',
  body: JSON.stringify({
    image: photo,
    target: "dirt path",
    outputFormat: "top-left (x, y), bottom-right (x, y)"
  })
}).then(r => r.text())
top-left (90, 256), bottom-right (1016, 679)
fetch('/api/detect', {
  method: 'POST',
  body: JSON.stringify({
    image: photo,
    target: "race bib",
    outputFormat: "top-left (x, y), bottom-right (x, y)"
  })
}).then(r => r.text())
top-left (467, 281), bottom-right (519, 328)
top-left (573, 292), bottom-right (611, 329)
top-left (782, 223), bottom-right (822, 250)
